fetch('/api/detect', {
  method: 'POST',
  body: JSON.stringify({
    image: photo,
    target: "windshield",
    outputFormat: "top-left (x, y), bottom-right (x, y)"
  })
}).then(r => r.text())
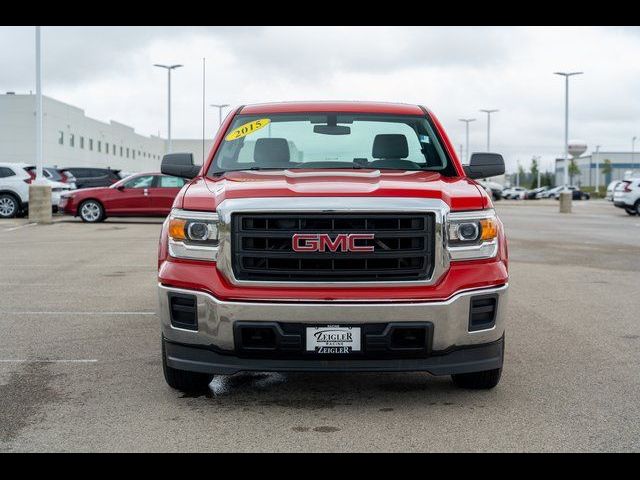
top-left (208, 113), bottom-right (456, 176)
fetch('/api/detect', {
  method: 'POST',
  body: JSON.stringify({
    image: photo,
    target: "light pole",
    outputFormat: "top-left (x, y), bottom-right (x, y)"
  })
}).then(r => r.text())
top-left (35, 26), bottom-right (43, 182)
top-left (479, 109), bottom-right (499, 151)
top-left (632, 136), bottom-right (637, 171)
top-left (594, 145), bottom-right (601, 193)
top-left (28, 26), bottom-right (52, 223)
top-left (210, 104), bottom-right (230, 130)
top-left (154, 64), bottom-right (183, 153)
top-left (458, 118), bottom-right (476, 163)
top-left (554, 71), bottom-right (583, 187)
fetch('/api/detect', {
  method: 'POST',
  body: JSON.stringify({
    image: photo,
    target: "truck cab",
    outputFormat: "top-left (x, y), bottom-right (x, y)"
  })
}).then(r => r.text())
top-left (157, 102), bottom-right (508, 392)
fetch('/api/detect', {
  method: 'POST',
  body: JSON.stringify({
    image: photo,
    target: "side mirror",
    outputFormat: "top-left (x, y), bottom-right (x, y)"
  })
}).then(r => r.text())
top-left (116, 185), bottom-right (125, 191)
top-left (464, 153), bottom-right (505, 179)
top-left (161, 153), bottom-right (201, 179)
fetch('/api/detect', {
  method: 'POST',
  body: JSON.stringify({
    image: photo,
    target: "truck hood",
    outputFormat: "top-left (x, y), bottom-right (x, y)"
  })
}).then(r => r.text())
top-left (179, 169), bottom-right (487, 211)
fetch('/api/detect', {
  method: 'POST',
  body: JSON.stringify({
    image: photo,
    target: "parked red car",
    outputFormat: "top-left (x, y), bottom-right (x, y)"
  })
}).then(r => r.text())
top-left (59, 172), bottom-right (188, 222)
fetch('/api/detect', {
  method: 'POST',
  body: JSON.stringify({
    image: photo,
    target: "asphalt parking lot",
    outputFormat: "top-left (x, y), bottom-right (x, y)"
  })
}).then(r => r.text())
top-left (1, 199), bottom-right (639, 452)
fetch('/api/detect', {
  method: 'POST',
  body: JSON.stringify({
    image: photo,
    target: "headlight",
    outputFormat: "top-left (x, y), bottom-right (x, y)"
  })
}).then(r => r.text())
top-left (167, 209), bottom-right (219, 261)
top-left (447, 210), bottom-right (499, 261)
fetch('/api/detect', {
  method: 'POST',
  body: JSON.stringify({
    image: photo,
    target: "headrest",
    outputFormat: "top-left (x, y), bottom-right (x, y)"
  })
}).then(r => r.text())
top-left (372, 134), bottom-right (409, 159)
top-left (253, 138), bottom-right (291, 166)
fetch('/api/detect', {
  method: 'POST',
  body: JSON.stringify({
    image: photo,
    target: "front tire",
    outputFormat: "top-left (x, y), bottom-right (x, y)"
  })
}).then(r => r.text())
top-left (625, 207), bottom-right (637, 216)
top-left (451, 368), bottom-right (502, 389)
top-left (0, 193), bottom-right (19, 218)
top-left (162, 339), bottom-right (213, 392)
top-left (79, 199), bottom-right (105, 223)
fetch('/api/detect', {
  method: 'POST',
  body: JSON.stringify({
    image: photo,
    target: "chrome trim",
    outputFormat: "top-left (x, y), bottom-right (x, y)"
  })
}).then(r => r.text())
top-left (448, 240), bottom-right (498, 261)
top-left (448, 209), bottom-right (496, 221)
top-left (213, 197), bottom-right (450, 288)
top-left (158, 283), bottom-right (508, 351)
top-left (168, 239), bottom-right (218, 261)
top-left (171, 209), bottom-right (220, 222)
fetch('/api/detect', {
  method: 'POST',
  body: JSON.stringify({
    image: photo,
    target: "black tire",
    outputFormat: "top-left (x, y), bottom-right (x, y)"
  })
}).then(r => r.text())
top-left (162, 339), bottom-right (213, 392)
top-left (625, 208), bottom-right (636, 216)
top-left (451, 368), bottom-right (502, 389)
top-left (636, 201), bottom-right (640, 216)
top-left (0, 193), bottom-right (20, 218)
top-left (78, 199), bottom-right (105, 223)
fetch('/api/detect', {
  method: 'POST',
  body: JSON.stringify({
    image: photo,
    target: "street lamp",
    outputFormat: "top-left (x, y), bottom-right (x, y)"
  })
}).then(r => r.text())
top-left (479, 109), bottom-right (499, 151)
top-left (210, 104), bottom-right (230, 129)
top-left (458, 118), bottom-right (476, 163)
top-left (154, 64), bottom-right (183, 153)
top-left (594, 145), bottom-right (601, 193)
top-left (554, 71), bottom-right (583, 187)
top-left (632, 136), bottom-right (637, 171)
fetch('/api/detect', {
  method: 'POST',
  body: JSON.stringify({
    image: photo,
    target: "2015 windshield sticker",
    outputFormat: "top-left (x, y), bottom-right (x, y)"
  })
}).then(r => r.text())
top-left (225, 118), bottom-right (270, 141)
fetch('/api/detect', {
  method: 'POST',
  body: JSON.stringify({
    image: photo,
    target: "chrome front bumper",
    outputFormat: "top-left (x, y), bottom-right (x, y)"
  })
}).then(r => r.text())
top-left (158, 283), bottom-right (508, 352)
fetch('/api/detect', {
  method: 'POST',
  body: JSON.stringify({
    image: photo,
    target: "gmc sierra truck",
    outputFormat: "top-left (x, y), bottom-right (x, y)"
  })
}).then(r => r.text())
top-left (158, 101), bottom-right (508, 392)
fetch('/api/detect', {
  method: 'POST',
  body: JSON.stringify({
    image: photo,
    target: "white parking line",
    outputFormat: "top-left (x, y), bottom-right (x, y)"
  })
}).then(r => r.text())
top-left (0, 311), bottom-right (156, 315)
top-left (0, 359), bottom-right (98, 363)
top-left (2, 223), bottom-right (38, 232)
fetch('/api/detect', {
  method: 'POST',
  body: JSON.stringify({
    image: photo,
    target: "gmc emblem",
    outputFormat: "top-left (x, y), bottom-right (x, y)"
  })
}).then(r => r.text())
top-left (292, 233), bottom-right (375, 253)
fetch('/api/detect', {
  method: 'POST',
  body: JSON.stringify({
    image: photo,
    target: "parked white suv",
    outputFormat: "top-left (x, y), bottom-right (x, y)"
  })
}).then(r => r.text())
top-left (613, 178), bottom-right (640, 215)
top-left (0, 163), bottom-right (31, 218)
top-left (605, 181), bottom-right (622, 201)
top-left (0, 162), bottom-right (71, 218)
top-left (502, 186), bottom-right (526, 200)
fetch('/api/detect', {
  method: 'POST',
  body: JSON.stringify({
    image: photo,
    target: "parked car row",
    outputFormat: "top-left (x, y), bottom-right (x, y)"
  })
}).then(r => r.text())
top-left (501, 185), bottom-right (590, 200)
top-left (0, 164), bottom-right (131, 218)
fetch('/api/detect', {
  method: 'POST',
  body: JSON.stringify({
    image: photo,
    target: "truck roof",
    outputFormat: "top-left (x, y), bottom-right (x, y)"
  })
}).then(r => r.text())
top-left (239, 101), bottom-right (425, 116)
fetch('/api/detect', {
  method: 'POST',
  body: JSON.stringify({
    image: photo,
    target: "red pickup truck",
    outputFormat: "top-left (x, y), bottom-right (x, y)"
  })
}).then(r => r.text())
top-left (158, 101), bottom-right (508, 392)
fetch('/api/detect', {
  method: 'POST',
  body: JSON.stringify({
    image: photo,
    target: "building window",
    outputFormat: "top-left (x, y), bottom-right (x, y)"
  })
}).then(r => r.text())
top-left (97, 141), bottom-right (101, 152)
top-left (89, 139), bottom-right (93, 151)
top-left (120, 146), bottom-right (123, 157)
top-left (58, 131), bottom-right (64, 145)
top-left (126, 148), bottom-right (130, 158)
top-left (80, 136), bottom-right (84, 149)
top-left (113, 145), bottom-right (116, 155)
top-left (70, 134), bottom-right (75, 147)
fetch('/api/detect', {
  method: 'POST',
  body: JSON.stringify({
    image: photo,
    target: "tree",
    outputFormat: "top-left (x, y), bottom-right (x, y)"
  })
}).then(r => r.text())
top-left (530, 157), bottom-right (539, 189)
top-left (542, 171), bottom-right (554, 187)
top-left (568, 159), bottom-right (581, 186)
top-left (601, 159), bottom-right (612, 184)
top-left (517, 164), bottom-right (526, 186)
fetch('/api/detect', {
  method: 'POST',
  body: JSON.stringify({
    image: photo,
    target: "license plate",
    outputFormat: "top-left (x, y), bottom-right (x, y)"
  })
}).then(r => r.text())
top-left (306, 325), bottom-right (361, 354)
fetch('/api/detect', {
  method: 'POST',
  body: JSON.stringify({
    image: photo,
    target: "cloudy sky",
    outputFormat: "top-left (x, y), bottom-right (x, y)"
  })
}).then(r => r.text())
top-left (1, 26), bottom-right (639, 173)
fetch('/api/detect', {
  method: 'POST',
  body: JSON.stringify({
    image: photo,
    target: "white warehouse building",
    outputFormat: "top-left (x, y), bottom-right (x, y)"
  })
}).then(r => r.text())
top-left (0, 92), bottom-right (213, 172)
top-left (556, 152), bottom-right (640, 187)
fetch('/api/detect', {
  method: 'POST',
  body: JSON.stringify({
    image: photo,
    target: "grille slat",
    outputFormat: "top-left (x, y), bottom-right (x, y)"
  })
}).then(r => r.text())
top-left (232, 213), bottom-right (434, 282)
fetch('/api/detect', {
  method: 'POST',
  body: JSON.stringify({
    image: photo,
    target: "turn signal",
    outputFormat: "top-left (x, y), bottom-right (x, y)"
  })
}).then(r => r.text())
top-left (480, 218), bottom-right (498, 241)
top-left (168, 218), bottom-right (187, 240)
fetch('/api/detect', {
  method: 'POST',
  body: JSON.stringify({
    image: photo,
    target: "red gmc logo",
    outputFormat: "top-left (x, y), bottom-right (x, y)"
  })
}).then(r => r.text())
top-left (292, 233), bottom-right (375, 253)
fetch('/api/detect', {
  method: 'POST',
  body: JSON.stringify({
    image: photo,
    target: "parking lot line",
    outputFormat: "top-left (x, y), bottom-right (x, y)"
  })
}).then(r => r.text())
top-left (1, 222), bottom-right (37, 232)
top-left (0, 359), bottom-right (98, 363)
top-left (0, 311), bottom-right (156, 315)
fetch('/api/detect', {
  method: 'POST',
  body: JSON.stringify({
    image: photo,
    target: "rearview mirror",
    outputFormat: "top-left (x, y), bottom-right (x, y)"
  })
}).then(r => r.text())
top-left (313, 125), bottom-right (351, 135)
top-left (161, 153), bottom-right (201, 179)
top-left (464, 153), bottom-right (505, 179)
